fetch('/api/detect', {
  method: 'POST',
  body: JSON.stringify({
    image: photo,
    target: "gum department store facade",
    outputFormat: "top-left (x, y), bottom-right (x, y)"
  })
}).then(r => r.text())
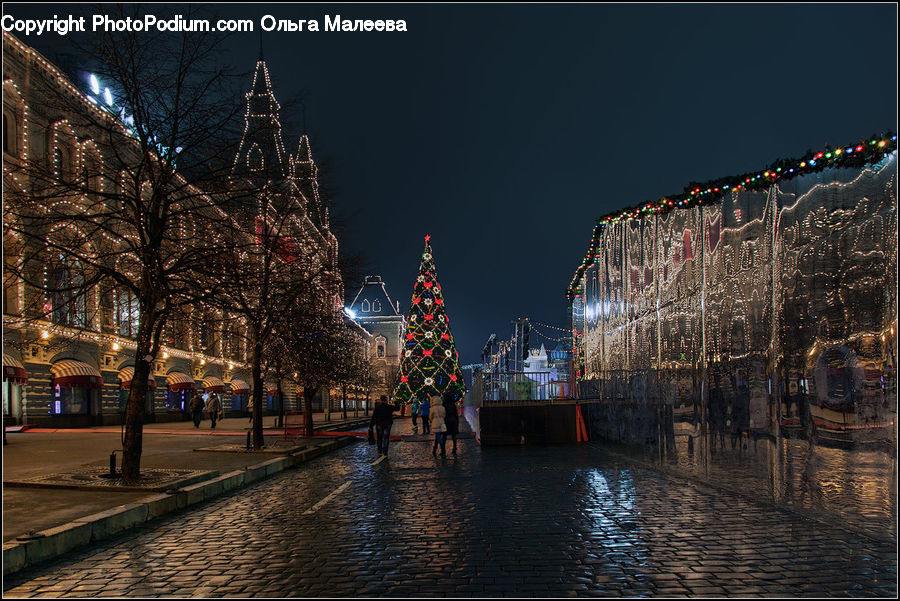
top-left (2, 33), bottom-right (381, 427)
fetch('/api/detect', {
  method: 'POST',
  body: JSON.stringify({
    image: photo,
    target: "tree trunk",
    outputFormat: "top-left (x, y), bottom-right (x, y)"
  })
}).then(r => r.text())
top-left (277, 383), bottom-right (284, 429)
top-left (121, 317), bottom-right (155, 483)
top-left (342, 384), bottom-right (348, 420)
top-left (250, 339), bottom-right (264, 449)
top-left (303, 386), bottom-right (317, 437)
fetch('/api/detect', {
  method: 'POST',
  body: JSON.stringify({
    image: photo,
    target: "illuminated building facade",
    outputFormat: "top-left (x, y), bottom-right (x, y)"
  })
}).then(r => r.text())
top-left (2, 33), bottom-right (346, 426)
top-left (570, 141), bottom-right (897, 446)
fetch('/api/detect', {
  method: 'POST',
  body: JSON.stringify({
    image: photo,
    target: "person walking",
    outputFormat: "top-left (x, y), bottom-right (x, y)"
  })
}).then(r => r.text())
top-left (205, 392), bottom-right (222, 429)
top-left (410, 396), bottom-right (421, 432)
top-left (247, 397), bottom-right (254, 424)
top-left (189, 393), bottom-right (204, 428)
top-left (370, 394), bottom-right (400, 456)
top-left (442, 390), bottom-right (460, 455)
top-left (419, 395), bottom-right (431, 435)
top-left (430, 394), bottom-right (447, 457)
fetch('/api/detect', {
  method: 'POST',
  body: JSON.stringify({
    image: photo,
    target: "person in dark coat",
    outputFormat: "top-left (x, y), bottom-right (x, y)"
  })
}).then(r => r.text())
top-left (442, 390), bottom-right (460, 455)
top-left (189, 393), bottom-right (204, 428)
top-left (370, 394), bottom-right (400, 456)
top-left (419, 395), bottom-right (431, 434)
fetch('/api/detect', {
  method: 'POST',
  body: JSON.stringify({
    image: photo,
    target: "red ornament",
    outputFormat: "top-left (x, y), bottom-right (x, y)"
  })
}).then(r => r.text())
top-left (401, 376), bottom-right (408, 383)
top-left (423, 350), bottom-right (433, 357)
top-left (435, 299), bottom-right (443, 305)
top-left (424, 234), bottom-right (431, 242)
top-left (413, 297), bottom-right (420, 304)
top-left (424, 282), bottom-right (433, 289)
top-left (406, 334), bottom-right (414, 340)
top-left (450, 375), bottom-right (457, 382)
top-left (424, 314), bottom-right (434, 321)
top-left (441, 333), bottom-right (449, 340)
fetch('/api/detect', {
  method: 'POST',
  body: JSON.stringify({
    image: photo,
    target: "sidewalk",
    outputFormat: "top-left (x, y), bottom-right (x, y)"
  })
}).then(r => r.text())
top-left (2, 412), bottom-right (375, 575)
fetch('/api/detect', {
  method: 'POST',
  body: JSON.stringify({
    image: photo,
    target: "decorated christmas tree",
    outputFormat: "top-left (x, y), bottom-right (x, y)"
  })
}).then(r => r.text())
top-left (394, 235), bottom-right (467, 404)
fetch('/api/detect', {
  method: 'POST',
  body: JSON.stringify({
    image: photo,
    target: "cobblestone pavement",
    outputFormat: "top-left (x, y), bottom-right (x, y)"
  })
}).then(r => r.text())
top-left (4, 420), bottom-right (897, 597)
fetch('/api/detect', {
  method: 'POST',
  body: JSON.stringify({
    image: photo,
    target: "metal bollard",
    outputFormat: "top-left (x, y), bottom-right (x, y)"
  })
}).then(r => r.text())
top-left (246, 430), bottom-right (251, 449)
top-left (109, 450), bottom-right (117, 477)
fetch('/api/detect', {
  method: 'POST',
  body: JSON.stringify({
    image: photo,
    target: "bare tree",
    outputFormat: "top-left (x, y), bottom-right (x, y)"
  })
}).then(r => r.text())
top-left (207, 176), bottom-right (339, 447)
top-left (272, 287), bottom-right (347, 437)
top-left (356, 348), bottom-right (378, 417)
top-left (330, 324), bottom-right (369, 420)
top-left (3, 6), bottom-right (246, 482)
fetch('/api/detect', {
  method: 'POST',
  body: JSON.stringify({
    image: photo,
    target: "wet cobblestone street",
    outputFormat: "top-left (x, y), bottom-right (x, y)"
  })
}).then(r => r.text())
top-left (3, 422), bottom-right (897, 597)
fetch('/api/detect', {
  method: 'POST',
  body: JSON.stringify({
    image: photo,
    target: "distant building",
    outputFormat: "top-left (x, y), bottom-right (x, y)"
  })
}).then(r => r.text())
top-left (347, 276), bottom-right (405, 400)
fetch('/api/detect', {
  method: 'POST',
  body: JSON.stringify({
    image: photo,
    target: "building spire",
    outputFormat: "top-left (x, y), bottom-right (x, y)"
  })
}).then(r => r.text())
top-left (232, 57), bottom-right (287, 180)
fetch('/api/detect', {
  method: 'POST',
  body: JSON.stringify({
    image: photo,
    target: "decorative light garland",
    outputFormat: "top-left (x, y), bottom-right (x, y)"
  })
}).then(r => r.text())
top-left (566, 134), bottom-right (897, 299)
top-left (3, 33), bottom-right (341, 383)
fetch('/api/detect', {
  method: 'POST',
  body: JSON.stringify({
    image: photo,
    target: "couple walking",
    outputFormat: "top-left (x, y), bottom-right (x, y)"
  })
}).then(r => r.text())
top-left (425, 390), bottom-right (460, 457)
top-left (189, 392), bottom-right (223, 429)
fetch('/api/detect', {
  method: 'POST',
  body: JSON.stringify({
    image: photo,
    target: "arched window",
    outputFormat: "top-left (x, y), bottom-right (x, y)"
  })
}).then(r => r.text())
top-left (248, 144), bottom-right (263, 171)
top-left (2, 112), bottom-right (12, 154)
top-left (3, 232), bottom-right (19, 315)
top-left (81, 152), bottom-right (102, 198)
top-left (116, 288), bottom-right (140, 338)
top-left (372, 300), bottom-right (382, 313)
top-left (361, 299), bottom-right (370, 312)
top-left (50, 256), bottom-right (87, 328)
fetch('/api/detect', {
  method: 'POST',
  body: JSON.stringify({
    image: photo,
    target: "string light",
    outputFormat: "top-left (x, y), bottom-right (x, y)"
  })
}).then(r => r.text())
top-left (567, 134), bottom-right (897, 299)
top-left (1, 33), bottom-right (329, 387)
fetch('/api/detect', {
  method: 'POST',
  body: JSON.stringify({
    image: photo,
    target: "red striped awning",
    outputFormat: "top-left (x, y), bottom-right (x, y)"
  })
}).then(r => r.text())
top-left (202, 376), bottom-right (225, 393)
top-left (166, 372), bottom-right (196, 392)
top-left (3, 353), bottom-right (28, 383)
top-left (266, 382), bottom-right (279, 396)
top-left (117, 366), bottom-right (157, 390)
top-left (229, 379), bottom-right (249, 395)
top-left (50, 359), bottom-right (103, 389)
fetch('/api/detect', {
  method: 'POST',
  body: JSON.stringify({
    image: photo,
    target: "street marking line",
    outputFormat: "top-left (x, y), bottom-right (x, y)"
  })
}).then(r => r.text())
top-left (303, 481), bottom-right (351, 515)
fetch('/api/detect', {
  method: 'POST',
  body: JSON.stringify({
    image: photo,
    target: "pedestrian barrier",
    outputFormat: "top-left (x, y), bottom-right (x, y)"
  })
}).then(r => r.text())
top-left (283, 411), bottom-right (306, 440)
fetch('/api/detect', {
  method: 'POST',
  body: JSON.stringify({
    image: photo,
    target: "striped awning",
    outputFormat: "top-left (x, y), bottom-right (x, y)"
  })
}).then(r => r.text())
top-left (166, 371), bottom-right (196, 392)
top-left (3, 353), bottom-right (27, 383)
top-left (265, 381), bottom-right (279, 396)
top-left (117, 366), bottom-right (157, 390)
top-left (202, 376), bottom-right (226, 393)
top-left (229, 379), bottom-right (249, 395)
top-left (50, 359), bottom-right (103, 389)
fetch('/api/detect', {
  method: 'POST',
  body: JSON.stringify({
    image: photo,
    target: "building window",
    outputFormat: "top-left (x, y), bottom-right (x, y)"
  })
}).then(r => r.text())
top-left (50, 257), bottom-right (87, 328)
top-left (361, 299), bottom-right (370, 312)
top-left (372, 300), bottom-right (381, 312)
top-left (117, 288), bottom-right (140, 338)
top-left (2, 112), bottom-right (15, 155)
top-left (248, 144), bottom-right (264, 171)
top-left (52, 384), bottom-right (91, 414)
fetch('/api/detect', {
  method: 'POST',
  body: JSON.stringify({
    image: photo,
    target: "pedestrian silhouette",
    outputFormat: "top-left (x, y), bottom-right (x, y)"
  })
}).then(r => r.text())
top-left (442, 389), bottom-right (460, 455)
top-left (430, 394), bottom-right (446, 457)
top-left (370, 394), bottom-right (400, 457)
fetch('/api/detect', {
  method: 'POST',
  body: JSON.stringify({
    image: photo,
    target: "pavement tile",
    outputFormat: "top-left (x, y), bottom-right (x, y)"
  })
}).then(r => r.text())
top-left (2, 418), bottom-right (896, 598)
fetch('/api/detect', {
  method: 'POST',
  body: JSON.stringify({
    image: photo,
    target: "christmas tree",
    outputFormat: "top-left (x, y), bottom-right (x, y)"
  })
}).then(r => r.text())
top-left (394, 235), bottom-right (467, 404)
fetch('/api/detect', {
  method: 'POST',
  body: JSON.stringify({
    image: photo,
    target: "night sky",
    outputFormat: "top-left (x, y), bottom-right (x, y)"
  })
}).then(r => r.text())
top-left (5, 3), bottom-right (897, 365)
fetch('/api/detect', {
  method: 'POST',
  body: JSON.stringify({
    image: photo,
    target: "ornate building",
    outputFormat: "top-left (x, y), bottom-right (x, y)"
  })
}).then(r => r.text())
top-left (347, 275), bottom-right (405, 400)
top-left (2, 33), bottom-right (346, 426)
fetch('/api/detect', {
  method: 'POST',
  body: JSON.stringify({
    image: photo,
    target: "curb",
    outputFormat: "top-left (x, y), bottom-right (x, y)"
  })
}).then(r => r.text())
top-left (2, 436), bottom-right (358, 576)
